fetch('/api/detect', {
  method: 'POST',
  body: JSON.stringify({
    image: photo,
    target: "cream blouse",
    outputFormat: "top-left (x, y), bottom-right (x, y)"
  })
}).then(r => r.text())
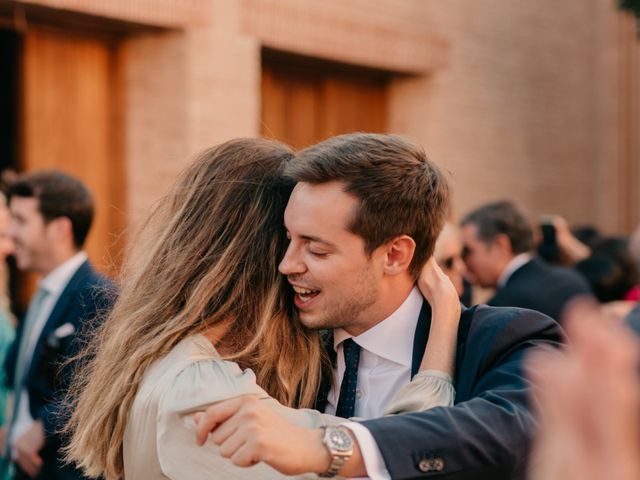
top-left (122, 335), bottom-right (455, 480)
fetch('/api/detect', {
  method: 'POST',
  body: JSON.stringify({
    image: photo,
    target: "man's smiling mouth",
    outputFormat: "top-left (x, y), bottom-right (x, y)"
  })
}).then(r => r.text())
top-left (292, 285), bottom-right (320, 304)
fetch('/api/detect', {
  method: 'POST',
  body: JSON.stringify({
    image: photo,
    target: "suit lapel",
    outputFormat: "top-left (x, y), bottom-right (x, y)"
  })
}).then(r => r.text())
top-left (411, 302), bottom-right (472, 383)
top-left (411, 301), bottom-right (431, 377)
top-left (26, 261), bottom-right (92, 381)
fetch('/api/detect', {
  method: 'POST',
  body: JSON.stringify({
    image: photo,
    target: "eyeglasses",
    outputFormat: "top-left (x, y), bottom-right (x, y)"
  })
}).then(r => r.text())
top-left (440, 256), bottom-right (458, 269)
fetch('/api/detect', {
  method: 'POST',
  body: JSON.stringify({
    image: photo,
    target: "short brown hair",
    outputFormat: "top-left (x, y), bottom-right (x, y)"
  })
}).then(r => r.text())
top-left (7, 170), bottom-right (94, 248)
top-left (461, 200), bottom-right (534, 254)
top-left (288, 133), bottom-right (449, 278)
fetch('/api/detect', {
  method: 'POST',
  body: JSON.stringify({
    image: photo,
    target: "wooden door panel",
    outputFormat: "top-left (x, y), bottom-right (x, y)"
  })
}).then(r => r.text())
top-left (21, 27), bottom-right (124, 275)
top-left (321, 76), bottom-right (386, 137)
top-left (262, 58), bottom-right (388, 150)
top-left (262, 65), bottom-right (323, 149)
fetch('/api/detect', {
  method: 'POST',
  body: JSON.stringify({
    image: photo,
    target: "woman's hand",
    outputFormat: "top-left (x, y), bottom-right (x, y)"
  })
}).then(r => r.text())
top-left (418, 257), bottom-right (461, 322)
top-left (417, 257), bottom-right (461, 375)
top-left (549, 215), bottom-right (591, 265)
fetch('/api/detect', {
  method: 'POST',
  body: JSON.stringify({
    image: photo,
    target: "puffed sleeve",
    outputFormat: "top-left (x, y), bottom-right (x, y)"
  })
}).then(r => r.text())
top-left (156, 359), bottom-right (336, 479)
top-left (383, 369), bottom-right (455, 415)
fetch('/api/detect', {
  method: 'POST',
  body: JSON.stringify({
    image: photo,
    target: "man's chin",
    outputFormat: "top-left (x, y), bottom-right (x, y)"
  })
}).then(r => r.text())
top-left (298, 312), bottom-right (327, 331)
top-left (15, 257), bottom-right (29, 271)
top-left (15, 257), bottom-right (40, 273)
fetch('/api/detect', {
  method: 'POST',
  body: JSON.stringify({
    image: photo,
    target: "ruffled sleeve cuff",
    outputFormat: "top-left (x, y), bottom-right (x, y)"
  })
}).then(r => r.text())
top-left (383, 369), bottom-right (455, 415)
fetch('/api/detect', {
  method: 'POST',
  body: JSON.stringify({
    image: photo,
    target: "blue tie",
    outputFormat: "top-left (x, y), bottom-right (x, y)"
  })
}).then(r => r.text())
top-left (335, 338), bottom-right (361, 418)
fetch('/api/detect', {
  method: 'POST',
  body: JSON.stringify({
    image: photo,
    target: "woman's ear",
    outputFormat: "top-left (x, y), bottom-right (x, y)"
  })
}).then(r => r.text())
top-left (382, 235), bottom-right (416, 275)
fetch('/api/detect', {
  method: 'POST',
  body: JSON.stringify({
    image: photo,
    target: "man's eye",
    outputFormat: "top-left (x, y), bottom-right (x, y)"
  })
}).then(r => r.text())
top-left (310, 251), bottom-right (328, 258)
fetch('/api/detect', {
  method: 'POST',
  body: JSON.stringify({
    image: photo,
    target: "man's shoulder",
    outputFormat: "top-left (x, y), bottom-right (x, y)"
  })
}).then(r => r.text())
top-left (62, 261), bottom-right (117, 311)
top-left (526, 258), bottom-right (589, 289)
top-left (70, 261), bottom-right (114, 290)
top-left (500, 259), bottom-right (590, 297)
top-left (461, 303), bottom-right (562, 344)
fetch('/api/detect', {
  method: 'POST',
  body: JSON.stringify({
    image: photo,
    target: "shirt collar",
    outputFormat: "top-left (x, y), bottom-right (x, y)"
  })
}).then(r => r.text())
top-left (333, 287), bottom-right (423, 367)
top-left (39, 251), bottom-right (88, 296)
top-left (497, 252), bottom-right (532, 288)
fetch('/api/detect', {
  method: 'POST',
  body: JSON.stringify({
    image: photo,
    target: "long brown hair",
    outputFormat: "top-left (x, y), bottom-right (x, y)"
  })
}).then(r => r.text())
top-left (64, 138), bottom-right (326, 479)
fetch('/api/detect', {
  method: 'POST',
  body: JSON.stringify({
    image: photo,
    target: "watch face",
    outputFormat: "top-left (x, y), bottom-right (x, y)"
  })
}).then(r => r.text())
top-left (328, 429), bottom-right (353, 452)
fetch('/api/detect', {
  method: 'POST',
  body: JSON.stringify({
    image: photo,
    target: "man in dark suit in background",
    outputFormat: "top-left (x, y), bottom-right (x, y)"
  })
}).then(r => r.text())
top-left (0, 171), bottom-right (113, 480)
top-left (460, 200), bottom-right (591, 322)
top-left (192, 134), bottom-right (563, 480)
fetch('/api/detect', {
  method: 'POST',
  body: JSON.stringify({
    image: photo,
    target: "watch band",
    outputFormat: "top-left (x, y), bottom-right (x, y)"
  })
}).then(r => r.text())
top-left (319, 455), bottom-right (349, 478)
top-left (319, 426), bottom-right (354, 478)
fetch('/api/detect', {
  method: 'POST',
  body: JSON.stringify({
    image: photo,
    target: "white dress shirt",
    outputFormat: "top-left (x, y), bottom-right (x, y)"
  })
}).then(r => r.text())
top-left (9, 251), bottom-right (88, 448)
top-left (327, 287), bottom-right (423, 480)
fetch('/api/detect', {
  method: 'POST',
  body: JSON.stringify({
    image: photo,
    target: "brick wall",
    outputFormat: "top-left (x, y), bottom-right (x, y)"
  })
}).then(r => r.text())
top-left (11, 0), bottom-right (639, 233)
top-left (387, 0), bottom-right (627, 230)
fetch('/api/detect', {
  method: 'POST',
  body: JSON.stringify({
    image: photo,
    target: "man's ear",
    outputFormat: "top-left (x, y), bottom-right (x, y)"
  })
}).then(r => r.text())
top-left (381, 235), bottom-right (416, 275)
top-left (48, 216), bottom-right (73, 243)
top-left (493, 233), bottom-right (513, 257)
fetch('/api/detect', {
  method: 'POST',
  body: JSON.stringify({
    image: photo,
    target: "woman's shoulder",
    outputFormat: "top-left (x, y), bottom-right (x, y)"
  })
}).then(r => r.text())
top-left (157, 335), bottom-right (270, 415)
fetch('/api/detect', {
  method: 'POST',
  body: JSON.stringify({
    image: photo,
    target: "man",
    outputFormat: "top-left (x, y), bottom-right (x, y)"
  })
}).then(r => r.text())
top-left (461, 200), bottom-right (591, 322)
top-left (0, 171), bottom-right (113, 479)
top-left (195, 134), bottom-right (562, 479)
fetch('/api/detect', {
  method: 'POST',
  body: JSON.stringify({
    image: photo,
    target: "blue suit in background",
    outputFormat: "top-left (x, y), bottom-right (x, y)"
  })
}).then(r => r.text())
top-left (4, 261), bottom-right (114, 480)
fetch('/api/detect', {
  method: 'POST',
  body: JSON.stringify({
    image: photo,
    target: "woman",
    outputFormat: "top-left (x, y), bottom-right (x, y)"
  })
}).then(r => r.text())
top-left (64, 138), bottom-right (460, 480)
top-left (0, 192), bottom-right (14, 480)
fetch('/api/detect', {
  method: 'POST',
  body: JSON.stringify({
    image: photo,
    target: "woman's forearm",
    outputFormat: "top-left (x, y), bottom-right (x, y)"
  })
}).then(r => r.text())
top-left (419, 304), bottom-right (459, 375)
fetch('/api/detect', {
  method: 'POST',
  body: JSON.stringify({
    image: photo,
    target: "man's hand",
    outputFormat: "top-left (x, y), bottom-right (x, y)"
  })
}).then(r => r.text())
top-left (194, 396), bottom-right (331, 476)
top-left (14, 420), bottom-right (44, 478)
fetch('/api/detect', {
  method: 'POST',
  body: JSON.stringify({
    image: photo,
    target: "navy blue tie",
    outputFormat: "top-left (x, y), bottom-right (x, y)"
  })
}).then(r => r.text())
top-left (335, 338), bottom-right (361, 418)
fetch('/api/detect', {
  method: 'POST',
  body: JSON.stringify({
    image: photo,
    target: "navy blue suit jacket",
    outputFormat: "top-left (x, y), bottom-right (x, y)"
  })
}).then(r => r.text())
top-left (4, 260), bottom-right (114, 480)
top-left (488, 257), bottom-right (591, 323)
top-left (316, 302), bottom-right (562, 480)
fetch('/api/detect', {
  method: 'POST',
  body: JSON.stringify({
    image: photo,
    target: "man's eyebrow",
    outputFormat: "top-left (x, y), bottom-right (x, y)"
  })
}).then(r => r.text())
top-left (301, 235), bottom-right (336, 248)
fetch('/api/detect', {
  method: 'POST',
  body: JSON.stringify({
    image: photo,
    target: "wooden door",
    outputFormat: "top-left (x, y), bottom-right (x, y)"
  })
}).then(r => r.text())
top-left (20, 27), bottom-right (125, 275)
top-left (262, 54), bottom-right (389, 149)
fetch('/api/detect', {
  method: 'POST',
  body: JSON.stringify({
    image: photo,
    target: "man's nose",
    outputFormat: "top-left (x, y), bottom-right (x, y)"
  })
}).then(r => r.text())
top-left (5, 222), bottom-right (17, 241)
top-left (279, 244), bottom-right (305, 275)
top-left (454, 257), bottom-right (467, 274)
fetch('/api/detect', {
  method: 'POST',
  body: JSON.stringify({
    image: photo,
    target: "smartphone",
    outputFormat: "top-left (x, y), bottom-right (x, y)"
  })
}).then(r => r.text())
top-left (538, 216), bottom-right (560, 262)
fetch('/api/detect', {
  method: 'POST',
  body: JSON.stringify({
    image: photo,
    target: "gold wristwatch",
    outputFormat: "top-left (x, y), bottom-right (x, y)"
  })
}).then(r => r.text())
top-left (319, 426), bottom-right (354, 478)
